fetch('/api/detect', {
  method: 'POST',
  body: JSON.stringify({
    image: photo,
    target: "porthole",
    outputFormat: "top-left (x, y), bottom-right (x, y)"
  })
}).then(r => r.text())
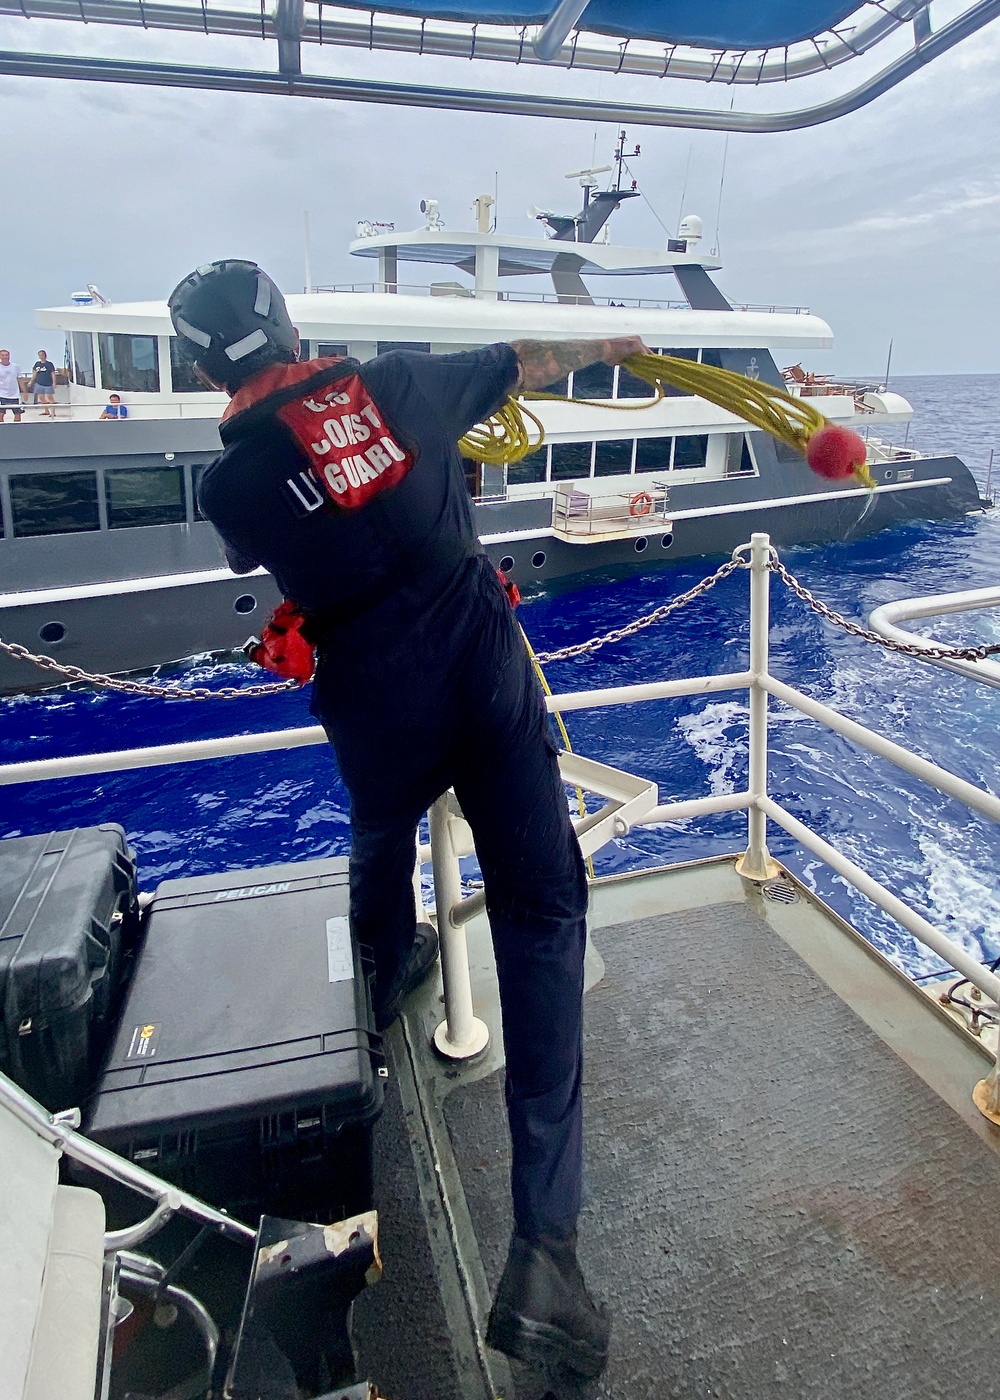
top-left (39, 621), bottom-right (66, 644)
top-left (661, 533), bottom-right (674, 550)
top-left (531, 551), bottom-right (546, 568)
top-left (498, 555), bottom-right (515, 573)
top-left (234, 594), bottom-right (257, 615)
top-left (884, 469), bottom-right (894, 480)
top-left (634, 537), bottom-right (648, 554)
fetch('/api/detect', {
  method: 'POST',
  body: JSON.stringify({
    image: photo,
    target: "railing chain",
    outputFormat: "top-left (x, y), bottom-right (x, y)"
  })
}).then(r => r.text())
top-left (532, 554), bottom-right (749, 663)
top-left (0, 637), bottom-right (298, 699)
top-left (5, 541), bottom-right (1000, 697)
top-left (767, 553), bottom-right (1000, 663)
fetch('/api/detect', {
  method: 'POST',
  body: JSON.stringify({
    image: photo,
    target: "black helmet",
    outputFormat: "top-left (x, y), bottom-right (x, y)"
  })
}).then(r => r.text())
top-left (168, 260), bottom-right (297, 387)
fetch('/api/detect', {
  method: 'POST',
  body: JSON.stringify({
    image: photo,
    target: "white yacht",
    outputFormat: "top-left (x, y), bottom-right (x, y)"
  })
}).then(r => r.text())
top-left (0, 178), bottom-right (983, 692)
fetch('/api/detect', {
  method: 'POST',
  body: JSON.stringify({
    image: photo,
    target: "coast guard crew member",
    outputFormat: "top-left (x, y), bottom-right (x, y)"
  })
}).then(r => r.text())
top-left (169, 258), bottom-right (647, 1382)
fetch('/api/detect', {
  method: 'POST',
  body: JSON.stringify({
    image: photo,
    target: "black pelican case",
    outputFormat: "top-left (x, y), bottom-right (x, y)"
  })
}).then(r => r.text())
top-left (0, 824), bottom-right (139, 1111)
top-left (84, 855), bottom-right (384, 1225)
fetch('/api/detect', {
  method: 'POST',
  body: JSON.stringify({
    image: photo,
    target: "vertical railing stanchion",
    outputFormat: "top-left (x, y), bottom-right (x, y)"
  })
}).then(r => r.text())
top-left (428, 794), bottom-right (491, 1062)
top-left (736, 532), bottom-right (780, 882)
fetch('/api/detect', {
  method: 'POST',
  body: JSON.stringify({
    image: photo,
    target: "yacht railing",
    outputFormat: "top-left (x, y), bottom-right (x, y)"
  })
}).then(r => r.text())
top-left (313, 282), bottom-right (810, 314)
top-left (4, 534), bottom-right (1000, 1111)
top-left (552, 483), bottom-right (672, 536)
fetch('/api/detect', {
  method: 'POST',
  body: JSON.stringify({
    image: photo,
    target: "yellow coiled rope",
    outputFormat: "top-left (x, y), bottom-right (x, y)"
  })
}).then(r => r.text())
top-left (457, 351), bottom-right (874, 488)
top-left (458, 396), bottom-right (546, 467)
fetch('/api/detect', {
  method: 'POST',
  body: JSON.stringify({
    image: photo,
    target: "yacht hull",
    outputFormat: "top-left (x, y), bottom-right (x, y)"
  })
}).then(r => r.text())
top-left (0, 454), bottom-right (982, 694)
top-left (481, 455), bottom-right (983, 593)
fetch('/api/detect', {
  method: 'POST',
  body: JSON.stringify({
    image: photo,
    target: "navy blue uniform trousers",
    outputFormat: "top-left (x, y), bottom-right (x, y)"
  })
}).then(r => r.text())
top-left (312, 555), bottom-right (588, 1239)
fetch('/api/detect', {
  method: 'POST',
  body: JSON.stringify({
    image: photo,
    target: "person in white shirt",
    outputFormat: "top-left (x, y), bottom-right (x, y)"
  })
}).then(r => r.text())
top-left (0, 350), bottom-right (24, 422)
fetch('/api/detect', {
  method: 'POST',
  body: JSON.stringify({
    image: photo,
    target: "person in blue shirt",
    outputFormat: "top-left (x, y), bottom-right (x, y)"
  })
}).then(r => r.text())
top-left (100, 393), bottom-right (128, 419)
top-left (169, 258), bottom-right (646, 1383)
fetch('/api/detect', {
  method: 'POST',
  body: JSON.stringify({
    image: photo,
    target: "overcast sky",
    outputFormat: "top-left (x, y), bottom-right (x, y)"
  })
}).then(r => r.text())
top-left (1, 4), bottom-right (999, 376)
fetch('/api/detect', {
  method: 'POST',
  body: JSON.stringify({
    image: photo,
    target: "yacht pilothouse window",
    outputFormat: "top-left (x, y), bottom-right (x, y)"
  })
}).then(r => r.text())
top-left (70, 331), bottom-right (95, 388)
top-left (170, 337), bottom-right (203, 394)
top-left (570, 363), bottom-right (614, 401)
top-left (98, 334), bottom-right (159, 394)
top-left (105, 467), bottom-right (185, 529)
top-left (9, 472), bottom-right (100, 537)
top-left (635, 438), bottom-right (673, 473)
top-left (674, 436), bottom-right (709, 469)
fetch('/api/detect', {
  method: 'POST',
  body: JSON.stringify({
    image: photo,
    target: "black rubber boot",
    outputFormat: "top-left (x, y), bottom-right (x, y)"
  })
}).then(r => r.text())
top-left (485, 1232), bottom-right (611, 1380)
top-left (373, 922), bottom-right (439, 1031)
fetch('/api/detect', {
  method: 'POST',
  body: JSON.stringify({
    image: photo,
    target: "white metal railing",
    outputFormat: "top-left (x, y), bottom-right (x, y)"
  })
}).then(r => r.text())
top-left (0, 1071), bottom-right (256, 1253)
top-left (552, 483), bottom-right (672, 536)
top-left (869, 587), bottom-right (1000, 691)
top-left (311, 282), bottom-right (809, 314)
top-left (4, 534), bottom-right (1000, 1114)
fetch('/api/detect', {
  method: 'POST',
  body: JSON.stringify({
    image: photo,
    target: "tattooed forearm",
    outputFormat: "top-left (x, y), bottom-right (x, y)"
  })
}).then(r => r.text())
top-left (510, 335), bottom-right (649, 393)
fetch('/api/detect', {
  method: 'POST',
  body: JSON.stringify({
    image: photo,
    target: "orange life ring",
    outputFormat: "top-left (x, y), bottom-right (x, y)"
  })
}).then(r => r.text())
top-left (629, 491), bottom-right (653, 518)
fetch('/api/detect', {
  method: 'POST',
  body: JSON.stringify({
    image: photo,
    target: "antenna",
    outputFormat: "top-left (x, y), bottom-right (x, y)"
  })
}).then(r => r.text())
top-left (612, 129), bottom-right (640, 192)
top-left (710, 97), bottom-right (736, 257)
top-left (303, 210), bottom-right (313, 295)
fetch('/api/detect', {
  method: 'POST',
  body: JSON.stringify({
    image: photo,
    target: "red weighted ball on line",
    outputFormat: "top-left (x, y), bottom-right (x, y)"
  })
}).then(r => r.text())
top-left (805, 423), bottom-right (868, 481)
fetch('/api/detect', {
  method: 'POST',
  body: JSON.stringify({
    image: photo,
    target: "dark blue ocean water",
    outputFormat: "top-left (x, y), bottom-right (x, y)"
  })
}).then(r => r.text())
top-left (3, 373), bottom-right (999, 979)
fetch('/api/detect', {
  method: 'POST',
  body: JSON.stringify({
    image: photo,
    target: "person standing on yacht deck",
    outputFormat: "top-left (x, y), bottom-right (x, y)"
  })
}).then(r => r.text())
top-left (0, 350), bottom-right (24, 422)
top-left (169, 258), bottom-right (645, 1382)
top-left (30, 350), bottom-right (56, 416)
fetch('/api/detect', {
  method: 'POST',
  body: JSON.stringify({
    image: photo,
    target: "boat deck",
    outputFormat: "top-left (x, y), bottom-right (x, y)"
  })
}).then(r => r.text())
top-left (352, 856), bottom-right (1000, 1399)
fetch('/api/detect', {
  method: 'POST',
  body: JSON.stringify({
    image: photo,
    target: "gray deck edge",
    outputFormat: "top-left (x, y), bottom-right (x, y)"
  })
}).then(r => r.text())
top-left (390, 1014), bottom-right (512, 1400)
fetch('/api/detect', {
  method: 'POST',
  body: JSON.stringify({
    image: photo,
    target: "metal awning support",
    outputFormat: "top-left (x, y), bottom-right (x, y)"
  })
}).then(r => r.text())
top-left (274, 0), bottom-right (305, 75)
top-left (0, 0), bottom-right (997, 129)
top-left (532, 0), bottom-right (590, 61)
top-left (0, 0), bottom-right (939, 85)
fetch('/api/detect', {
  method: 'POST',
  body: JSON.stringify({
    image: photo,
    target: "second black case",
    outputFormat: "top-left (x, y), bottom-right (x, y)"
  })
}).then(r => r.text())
top-left (85, 855), bottom-right (383, 1224)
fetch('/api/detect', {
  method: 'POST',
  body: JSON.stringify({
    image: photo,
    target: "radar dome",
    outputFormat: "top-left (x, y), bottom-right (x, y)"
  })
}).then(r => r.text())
top-left (677, 215), bottom-right (703, 246)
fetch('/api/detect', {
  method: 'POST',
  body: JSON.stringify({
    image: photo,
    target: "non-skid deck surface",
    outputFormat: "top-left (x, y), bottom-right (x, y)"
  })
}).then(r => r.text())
top-left (444, 901), bottom-right (1000, 1399)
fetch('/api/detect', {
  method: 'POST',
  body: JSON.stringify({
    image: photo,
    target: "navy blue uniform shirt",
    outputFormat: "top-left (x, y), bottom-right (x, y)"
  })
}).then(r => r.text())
top-left (198, 344), bottom-right (518, 623)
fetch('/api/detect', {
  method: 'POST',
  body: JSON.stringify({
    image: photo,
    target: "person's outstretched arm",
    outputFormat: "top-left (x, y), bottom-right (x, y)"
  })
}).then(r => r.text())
top-left (510, 336), bottom-right (649, 393)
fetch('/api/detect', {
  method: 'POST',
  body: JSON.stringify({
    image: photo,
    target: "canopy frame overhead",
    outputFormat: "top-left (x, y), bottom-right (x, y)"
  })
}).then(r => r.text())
top-left (0, 0), bottom-right (998, 129)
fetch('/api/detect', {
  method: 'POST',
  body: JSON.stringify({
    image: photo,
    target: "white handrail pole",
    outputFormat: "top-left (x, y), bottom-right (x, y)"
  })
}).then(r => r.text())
top-left (739, 533), bottom-right (777, 880)
top-left (756, 795), bottom-right (1000, 1003)
top-left (428, 795), bottom-right (490, 1062)
top-left (762, 676), bottom-right (1000, 825)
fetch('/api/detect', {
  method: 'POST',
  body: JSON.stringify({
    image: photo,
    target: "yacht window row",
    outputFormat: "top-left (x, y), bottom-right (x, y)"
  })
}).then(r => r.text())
top-left (1, 464), bottom-right (207, 538)
top-left (506, 432), bottom-right (754, 486)
top-left (64, 332), bottom-right (717, 398)
top-left (0, 430), bottom-right (755, 538)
